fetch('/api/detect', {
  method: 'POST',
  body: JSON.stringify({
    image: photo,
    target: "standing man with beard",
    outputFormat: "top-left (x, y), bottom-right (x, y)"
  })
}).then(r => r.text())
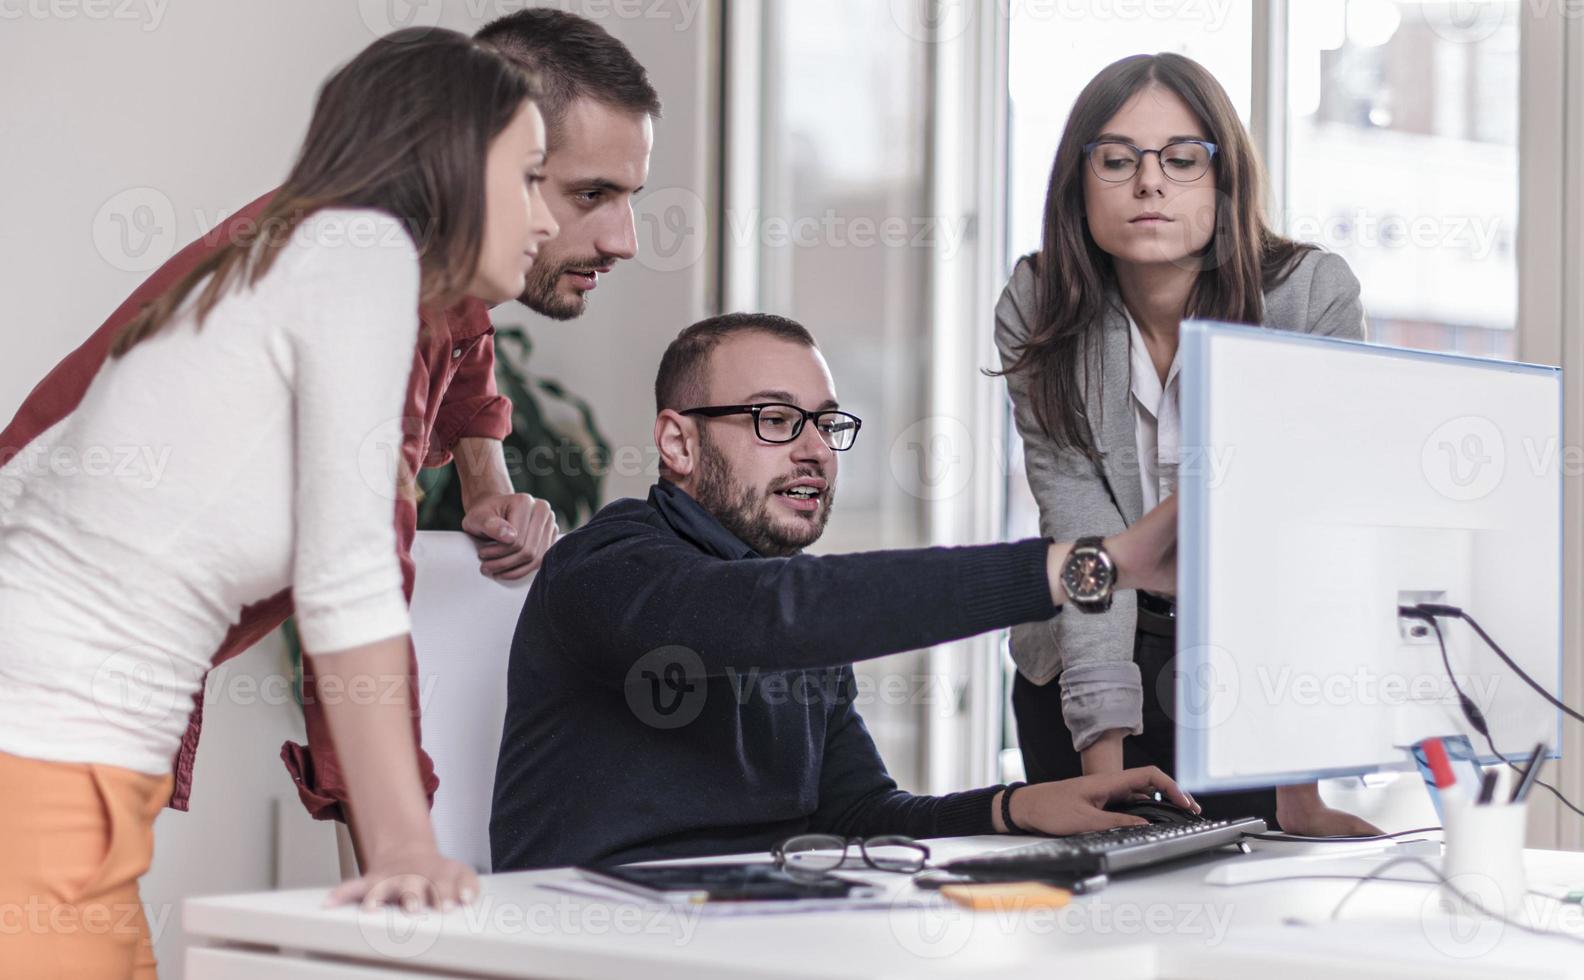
top-left (475, 10), bottom-right (656, 322)
top-left (0, 8), bottom-right (660, 836)
top-left (490, 313), bottom-right (1191, 871)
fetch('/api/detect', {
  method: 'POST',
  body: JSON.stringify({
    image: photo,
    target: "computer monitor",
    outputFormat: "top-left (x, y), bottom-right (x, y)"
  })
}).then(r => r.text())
top-left (1175, 321), bottom-right (1563, 792)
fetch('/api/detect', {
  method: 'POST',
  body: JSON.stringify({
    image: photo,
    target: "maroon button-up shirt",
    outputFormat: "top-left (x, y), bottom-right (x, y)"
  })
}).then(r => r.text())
top-left (0, 192), bottom-right (513, 820)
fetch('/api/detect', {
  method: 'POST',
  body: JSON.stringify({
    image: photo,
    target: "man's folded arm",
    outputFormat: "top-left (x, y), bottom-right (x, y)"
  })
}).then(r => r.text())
top-left (541, 528), bottom-right (1060, 680)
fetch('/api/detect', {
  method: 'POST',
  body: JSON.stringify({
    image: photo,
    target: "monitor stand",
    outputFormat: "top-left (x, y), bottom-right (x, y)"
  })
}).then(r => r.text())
top-left (1202, 838), bottom-right (1442, 886)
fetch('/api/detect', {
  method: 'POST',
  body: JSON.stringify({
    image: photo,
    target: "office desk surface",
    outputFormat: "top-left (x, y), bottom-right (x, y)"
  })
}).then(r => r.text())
top-left (184, 835), bottom-right (1584, 980)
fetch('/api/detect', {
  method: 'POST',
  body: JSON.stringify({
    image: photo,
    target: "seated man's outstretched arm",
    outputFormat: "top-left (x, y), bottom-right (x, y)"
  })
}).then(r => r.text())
top-left (541, 524), bottom-right (1059, 682)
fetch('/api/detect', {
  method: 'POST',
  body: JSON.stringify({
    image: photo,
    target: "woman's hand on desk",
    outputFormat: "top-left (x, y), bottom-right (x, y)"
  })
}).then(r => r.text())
top-left (327, 844), bottom-right (480, 912)
top-left (995, 766), bottom-right (1199, 836)
top-left (1274, 783), bottom-right (1384, 838)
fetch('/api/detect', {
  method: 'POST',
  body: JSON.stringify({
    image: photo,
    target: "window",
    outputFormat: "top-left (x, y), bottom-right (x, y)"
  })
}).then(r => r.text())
top-left (1285, 0), bottom-right (1519, 357)
top-left (746, 0), bottom-right (935, 787)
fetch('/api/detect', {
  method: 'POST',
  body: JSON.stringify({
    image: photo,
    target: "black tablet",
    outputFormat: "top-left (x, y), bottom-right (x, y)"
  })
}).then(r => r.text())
top-left (574, 862), bottom-right (882, 904)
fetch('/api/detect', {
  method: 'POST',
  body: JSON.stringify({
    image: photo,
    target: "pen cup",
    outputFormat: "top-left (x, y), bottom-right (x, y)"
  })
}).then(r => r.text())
top-left (1440, 798), bottom-right (1528, 919)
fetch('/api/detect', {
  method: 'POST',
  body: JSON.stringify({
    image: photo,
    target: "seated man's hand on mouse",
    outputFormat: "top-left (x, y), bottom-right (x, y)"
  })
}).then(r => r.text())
top-left (1001, 766), bottom-right (1200, 836)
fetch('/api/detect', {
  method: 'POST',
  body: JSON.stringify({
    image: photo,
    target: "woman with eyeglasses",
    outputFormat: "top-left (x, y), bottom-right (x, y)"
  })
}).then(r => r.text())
top-left (995, 53), bottom-right (1377, 837)
top-left (0, 28), bottom-right (557, 977)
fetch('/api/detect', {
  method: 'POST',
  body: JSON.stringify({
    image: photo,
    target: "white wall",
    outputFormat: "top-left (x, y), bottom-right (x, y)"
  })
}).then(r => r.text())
top-left (0, 3), bottom-right (716, 975)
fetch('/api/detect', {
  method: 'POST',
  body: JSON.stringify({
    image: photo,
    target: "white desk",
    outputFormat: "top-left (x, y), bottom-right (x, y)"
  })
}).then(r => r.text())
top-left (184, 836), bottom-right (1584, 979)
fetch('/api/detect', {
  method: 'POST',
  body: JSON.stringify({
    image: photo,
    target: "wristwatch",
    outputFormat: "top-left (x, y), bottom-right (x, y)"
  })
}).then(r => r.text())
top-left (1060, 536), bottom-right (1116, 613)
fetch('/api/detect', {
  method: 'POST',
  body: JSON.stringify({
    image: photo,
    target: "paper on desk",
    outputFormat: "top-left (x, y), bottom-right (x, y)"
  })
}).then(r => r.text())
top-left (538, 879), bottom-right (940, 917)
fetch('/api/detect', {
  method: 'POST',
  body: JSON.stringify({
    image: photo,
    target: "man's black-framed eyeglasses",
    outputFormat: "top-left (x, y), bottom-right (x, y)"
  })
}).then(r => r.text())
top-left (681, 403), bottom-right (863, 451)
top-left (770, 834), bottom-right (930, 879)
top-left (1081, 139), bottom-right (1219, 183)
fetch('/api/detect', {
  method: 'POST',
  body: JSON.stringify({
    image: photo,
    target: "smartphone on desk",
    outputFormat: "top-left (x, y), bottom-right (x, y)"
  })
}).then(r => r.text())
top-left (574, 862), bottom-right (883, 904)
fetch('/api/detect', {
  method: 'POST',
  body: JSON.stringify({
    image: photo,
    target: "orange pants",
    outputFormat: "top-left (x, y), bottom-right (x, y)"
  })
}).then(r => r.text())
top-left (0, 751), bottom-right (173, 979)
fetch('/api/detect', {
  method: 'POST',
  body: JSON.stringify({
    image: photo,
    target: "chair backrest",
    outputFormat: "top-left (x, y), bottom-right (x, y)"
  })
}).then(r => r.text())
top-left (408, 531), bottom-right (534, 873)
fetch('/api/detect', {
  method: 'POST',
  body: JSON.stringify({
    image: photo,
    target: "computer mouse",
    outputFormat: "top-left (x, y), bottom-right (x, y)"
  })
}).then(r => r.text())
top-left (1106, 799), bottom-right (1206, 825)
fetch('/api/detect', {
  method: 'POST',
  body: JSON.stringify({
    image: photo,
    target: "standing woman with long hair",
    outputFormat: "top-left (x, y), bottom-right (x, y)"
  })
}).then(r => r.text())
top-left (996, 53), bottom-right (1377, 835)
top-left (0, 28), bottom-right (557, 976)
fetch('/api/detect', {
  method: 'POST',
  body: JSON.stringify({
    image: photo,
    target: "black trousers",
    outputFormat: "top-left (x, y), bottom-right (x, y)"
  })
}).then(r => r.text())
top-left (1011, 601), bottom-right (1279, 825)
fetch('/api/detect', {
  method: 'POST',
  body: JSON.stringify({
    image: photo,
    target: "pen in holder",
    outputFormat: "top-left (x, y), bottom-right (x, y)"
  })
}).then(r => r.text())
top-left (1439, 797), bottom-right (1528, 919)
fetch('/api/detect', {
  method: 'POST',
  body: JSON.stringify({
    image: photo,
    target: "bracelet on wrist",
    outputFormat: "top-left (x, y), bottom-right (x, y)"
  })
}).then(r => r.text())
top-left (1001, 781), bottom-right (1028, 834)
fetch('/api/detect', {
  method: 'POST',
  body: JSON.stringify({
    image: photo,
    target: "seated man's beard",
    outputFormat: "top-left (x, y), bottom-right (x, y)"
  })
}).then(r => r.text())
top-left (517, 254), bottom-right (594, 321)
top-left (692, 434), bottom-right (833, 558)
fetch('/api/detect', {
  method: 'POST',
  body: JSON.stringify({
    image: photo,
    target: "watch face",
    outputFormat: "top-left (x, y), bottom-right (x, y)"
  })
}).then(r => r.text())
top-left (1064, 550), bottom-right (1114, 599)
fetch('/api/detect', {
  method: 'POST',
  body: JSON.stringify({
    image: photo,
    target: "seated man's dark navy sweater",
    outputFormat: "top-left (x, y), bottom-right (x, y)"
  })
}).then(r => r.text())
top-left (489, 480), bottom-right (1060, 871)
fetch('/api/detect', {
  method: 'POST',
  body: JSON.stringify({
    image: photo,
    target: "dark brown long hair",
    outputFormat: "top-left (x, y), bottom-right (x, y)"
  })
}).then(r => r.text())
top-left (998, 53), bottom-right (1313, 461)
top-left (112, 28), bottom-right (537, 356)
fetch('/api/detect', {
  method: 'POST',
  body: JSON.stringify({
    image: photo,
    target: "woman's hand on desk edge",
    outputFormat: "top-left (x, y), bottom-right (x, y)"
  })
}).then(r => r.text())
top-left (326, 844), bottom-right (480, 912)
top-left (311, 637), bottom-right (481, 913)
top-left (993, 766), bottom-right (1200, 836)
top-left (1275, 783), bottom-right (1384, 837)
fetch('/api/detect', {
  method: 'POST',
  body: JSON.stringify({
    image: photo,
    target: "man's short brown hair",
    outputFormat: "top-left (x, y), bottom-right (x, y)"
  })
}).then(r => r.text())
top-left (475, 8), bottom-right (661, 144)
top-left (654, 313), bottom-right (817, 414)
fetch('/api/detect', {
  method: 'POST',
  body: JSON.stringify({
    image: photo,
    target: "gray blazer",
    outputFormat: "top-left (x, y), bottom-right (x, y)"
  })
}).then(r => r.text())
top-left (994, 248), bottom-right (1366, 752)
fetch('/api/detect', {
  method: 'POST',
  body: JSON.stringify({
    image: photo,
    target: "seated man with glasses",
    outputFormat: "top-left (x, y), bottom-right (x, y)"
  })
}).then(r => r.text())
top-left (489, 313), bottom-right (1193, 872)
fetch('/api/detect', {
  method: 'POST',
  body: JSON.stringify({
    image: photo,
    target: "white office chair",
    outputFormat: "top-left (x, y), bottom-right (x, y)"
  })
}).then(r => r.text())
top-left (407, 530), bottom-right (535, 873)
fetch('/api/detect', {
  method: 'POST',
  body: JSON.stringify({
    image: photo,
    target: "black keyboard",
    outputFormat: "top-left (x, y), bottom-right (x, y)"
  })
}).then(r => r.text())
top-left (943, 817), bottom-right (1266, 881)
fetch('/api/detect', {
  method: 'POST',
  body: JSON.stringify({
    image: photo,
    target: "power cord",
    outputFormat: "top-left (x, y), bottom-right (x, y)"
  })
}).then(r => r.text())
top-left (1398, 605), bottom-right (1584, 821)
top-left (1407, 604), bottom-right (1584, 725)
